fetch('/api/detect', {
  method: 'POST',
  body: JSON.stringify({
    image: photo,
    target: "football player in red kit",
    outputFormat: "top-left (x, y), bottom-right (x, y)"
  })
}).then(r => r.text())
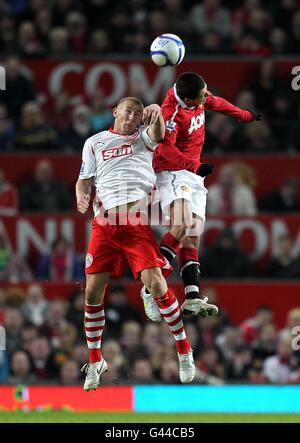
top-left (141, 72), bottom-right (262, 321)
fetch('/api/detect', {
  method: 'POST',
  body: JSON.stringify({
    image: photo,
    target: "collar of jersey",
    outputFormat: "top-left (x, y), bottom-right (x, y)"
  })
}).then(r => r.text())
top-left (173, 84), bottom-right (196, 109)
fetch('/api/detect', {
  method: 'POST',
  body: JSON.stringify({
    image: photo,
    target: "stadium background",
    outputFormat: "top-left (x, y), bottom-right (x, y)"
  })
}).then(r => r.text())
top-left (0, 0), bottom-right (300, 419)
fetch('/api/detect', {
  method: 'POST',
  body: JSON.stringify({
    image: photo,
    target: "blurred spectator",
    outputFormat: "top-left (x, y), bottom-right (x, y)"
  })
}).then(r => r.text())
top-left (266, 234), bottom-right (300, 279)
top-left (207, 163), bottom-right (258, 216)
top-left (89, 91), bottom-right (113, 132)
top-left (252, 323), bottom-right (278, 364)
top-left (196, 347), bottom-right (225, 379)
top-left (263, 335), bottom-right (300, 383)
top-left (20, 322), bottom-right (39, 353)
top-left (60, 359), bottom-right (81, 385)
top-left (268, 91), bottom-right (297, 148)
top-left (201, 228), bottom-right (251, 278)
top-left (21, 284), bottom-right (49, 327)
top-left (290, 9), bottom-right (300, 53)
top-left (130, 357), bottom-right (157, 384)
top-left (191, 0), bottom-right (232, 38)
top-left (120, 321), bottom-right (142, 351)
top-left (0, 168), bottom-right (18, 216)
top-left (162, 0), bottom-right (193, 38)
top-left (20, 159), bottom-right (72, 212)
top-left (37, 236), bottom-right (84, 282)
top-left (279, 308), bottom-right (300, 340)
top-left (102, 339), bottom-right (126, 375)
top-left (269, 28), bottom-right (289, 54)
top-left (0, 56), bottom-right (36, 119)
top-left (0, 350), bottom-right (9, 383)
top-left (8, 350), bottom-right (37, 384)
top-left (251, 59), bottom-right (282, 116)
top-left (62, 105), bottom-right (93, 152)
top-left (72, 344), bottom-right (89, 369)
top-left (159, 358), bottom-right (179, 384)
top-left (234, 32), bottom-right (271, 56)
top-left (49, 27), bottom-right (70, 56)
top-left (0, 233), bottom-right (33, 283)
top-left (240, 305), bottom-right (273, 344)
top-left (105, 285), bottom-right (144, 339)
top-left (28, 336), bottom-right (54, 380)
top-left (66, 289), bottom-right (85, 339)
top-left (17, 20), bottom-right (45, 57)
top-left (41, 299), bottom-right (69, 347)
top-left (0, 13), bottom-right (16, 55)
top-left (215, 325), bottom-right (244, 363)
top-left (225, 345), bottom-right (252, 380)
top-left (47, 90), bottom-right (72, 133)
top-left (66, 11), bottom-right (87, 53)
top-left (232, 119), bottom-right (275, 152)
top-left (88, 29), bottom-right (112, 54)
top-left (261, 177), bottom-right (300, 213)
top-left (0, 104), bottom-right (15, 152)
top-left (4, 308), bottom-right (24, 354)
top-left (205, 113), bottom-right (236, 152)
top-left (15, 102), bottom-right (58, 152)
top-left (0, 288), bottom-right (6, 322)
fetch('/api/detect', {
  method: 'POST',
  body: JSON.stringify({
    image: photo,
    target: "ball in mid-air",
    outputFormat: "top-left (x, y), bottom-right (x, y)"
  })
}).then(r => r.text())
top-left (150, 34), bottom-right (185, 67)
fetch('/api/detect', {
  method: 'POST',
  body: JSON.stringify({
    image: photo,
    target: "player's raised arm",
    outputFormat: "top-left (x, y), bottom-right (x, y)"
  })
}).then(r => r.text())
top-left (205, 92), bottom-right (262, 123)
top-left (143, 104), bottom-right (165, 143)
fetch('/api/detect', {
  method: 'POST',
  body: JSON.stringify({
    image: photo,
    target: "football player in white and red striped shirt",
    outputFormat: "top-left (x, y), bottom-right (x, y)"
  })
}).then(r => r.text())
top-left (141, 72), bottom-right (262, 320)
top-left (76, 97), bottom-right (195, 391)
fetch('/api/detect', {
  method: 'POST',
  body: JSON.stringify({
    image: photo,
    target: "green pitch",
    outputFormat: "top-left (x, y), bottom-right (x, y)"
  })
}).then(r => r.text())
top-left (0, 412), bottom-right (300, 423)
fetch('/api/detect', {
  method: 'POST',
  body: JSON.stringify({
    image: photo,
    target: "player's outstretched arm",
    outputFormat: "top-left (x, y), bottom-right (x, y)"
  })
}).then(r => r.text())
top-left (205, 93), bottom-right (262, 123)
top-left (143, 104), bottom-right (165, 143)
top-left (76, 177), bottom-right (93, 214)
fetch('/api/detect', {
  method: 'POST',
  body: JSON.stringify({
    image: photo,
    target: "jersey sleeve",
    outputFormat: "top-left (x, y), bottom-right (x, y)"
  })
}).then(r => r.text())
top-left (141, 125), bottom-right (158, 151)
top-left (205, 93), bottom-right (255, 122)
top-left (79, 138), bottom-right (96, 179)
top-left (158, 106), bottom-right (200, 172)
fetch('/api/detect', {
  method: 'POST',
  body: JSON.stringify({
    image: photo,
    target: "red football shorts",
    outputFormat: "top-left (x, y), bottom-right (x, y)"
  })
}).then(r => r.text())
top-left (85, 212), bottom-right (172, 279)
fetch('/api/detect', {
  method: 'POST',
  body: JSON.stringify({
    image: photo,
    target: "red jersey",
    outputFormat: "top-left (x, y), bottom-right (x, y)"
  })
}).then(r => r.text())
top-left (153, 86), bottom-right (255, 173)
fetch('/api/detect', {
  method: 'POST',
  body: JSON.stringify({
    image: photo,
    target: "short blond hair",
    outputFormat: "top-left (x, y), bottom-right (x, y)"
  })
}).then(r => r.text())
top-left (117, 97), bottom-right (144, 109)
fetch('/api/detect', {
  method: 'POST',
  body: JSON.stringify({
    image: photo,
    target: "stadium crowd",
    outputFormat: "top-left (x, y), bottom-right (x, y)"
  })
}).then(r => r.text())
top-left (1, 283), bottom-right (300, 386)
top-left (0, 0), bottom-right (299, 57)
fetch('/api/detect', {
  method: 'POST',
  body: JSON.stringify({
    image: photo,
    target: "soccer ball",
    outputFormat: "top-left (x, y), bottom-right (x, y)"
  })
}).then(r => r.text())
top-left (150, 34), bottom-right (185, 67)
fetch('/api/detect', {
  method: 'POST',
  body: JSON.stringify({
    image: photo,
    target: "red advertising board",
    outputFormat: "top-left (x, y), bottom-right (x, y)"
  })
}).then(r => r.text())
top-left (0, 386), bottom-right (133, 411)
top-left (6, 58), bottom-right (296, 107)
top-left (1, 214), bottom-right (300, 266)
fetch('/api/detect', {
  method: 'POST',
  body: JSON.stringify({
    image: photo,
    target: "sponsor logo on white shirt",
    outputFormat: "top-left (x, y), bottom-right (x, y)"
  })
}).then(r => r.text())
top-left (102, 145), bottom-right (133, 161)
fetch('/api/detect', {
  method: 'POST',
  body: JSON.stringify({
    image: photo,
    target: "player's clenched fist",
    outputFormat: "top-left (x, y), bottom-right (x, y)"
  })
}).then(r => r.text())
top-left (77, 193), bottom-right (90, 214)
top-left (142, 104), bottom-right (161, 125)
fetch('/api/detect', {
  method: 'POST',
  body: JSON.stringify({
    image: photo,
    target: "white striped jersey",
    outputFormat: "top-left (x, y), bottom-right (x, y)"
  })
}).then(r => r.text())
top-left (79, 125), bottom-right (157, 215)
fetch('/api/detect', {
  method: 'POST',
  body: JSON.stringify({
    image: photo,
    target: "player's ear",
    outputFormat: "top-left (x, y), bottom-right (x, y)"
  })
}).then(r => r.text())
top-left (112, 107), bottom-right (118, 118)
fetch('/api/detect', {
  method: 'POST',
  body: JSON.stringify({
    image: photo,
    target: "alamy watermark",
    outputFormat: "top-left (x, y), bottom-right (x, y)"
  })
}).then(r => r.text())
top-left (291, 326), bottom-right (300, 351)
top-left (0, 66), bottom-right (6, 91)
top-left (291, 66), bottom-right (300, 91)
top-left (0, 326), bottom-right (6, 350)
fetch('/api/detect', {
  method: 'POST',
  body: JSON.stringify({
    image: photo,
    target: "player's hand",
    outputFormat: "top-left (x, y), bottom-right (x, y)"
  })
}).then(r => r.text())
top-left (196, 163), bottom-right (214, 177)
top-left (77, 193), bottom-right (90, 214)
top-left (142, 104), bottom-right (161, 125)
top-left (249, 110), bottom-right (263, 121)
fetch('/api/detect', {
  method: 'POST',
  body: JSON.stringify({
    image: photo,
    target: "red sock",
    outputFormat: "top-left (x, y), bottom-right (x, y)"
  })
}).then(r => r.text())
top-left (160, 232), bottom-right (181, 262)
top-left (84, 303), bottom-right (105, 363)
top-left (155, 289), bottom-right (191, 354)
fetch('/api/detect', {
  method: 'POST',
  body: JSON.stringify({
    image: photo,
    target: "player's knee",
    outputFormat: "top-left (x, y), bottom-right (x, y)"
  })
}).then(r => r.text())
top-left (148, 272), bottom-right (166, 296)
top-left (85, 286), bottom-right (100, 305)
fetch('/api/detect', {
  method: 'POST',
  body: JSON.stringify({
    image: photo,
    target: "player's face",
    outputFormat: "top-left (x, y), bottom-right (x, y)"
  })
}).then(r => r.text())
top-left (185, 84), bottom-right (209, 107)
top-left (113, 101), bottom-right (143, 134)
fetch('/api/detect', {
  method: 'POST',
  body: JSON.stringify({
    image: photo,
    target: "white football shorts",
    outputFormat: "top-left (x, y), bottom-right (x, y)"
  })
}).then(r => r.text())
top-left (155, 170), bottom-right (208, 223)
